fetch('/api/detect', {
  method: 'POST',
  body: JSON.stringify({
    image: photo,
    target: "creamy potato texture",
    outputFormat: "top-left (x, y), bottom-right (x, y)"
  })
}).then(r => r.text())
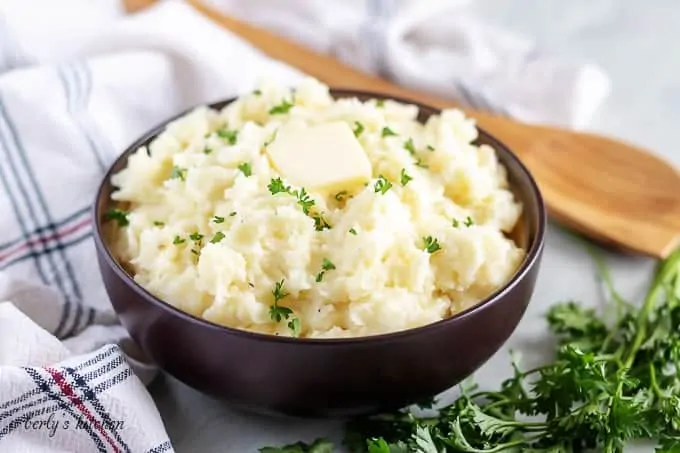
top-left (107, 78), bottom-right (525, 338)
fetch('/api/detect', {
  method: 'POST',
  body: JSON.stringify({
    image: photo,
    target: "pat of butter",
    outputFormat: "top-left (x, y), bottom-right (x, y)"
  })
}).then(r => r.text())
top-left (265, 121), bottom-right (372, 192)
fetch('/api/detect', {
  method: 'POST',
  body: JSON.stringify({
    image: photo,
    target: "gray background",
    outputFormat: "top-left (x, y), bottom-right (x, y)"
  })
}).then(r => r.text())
top-left (149, 1), bottom-right (677, 451)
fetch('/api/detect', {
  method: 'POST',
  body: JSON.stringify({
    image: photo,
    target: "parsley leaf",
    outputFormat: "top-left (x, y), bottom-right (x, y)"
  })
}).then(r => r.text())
top-left (189, 232), bottom-right (203, 242)
top-left (353, 121), bottom-right (365, 137)
top-left (217, 128), bottom-right (238, 145)
top-left (400, 168), bottom-right (412, 186)
top-left (270, 280), bottom-right (289, 311)
top-left (312, 215), bottom-right (331, 231)
top-left (237, 162), bottom-right (252, 177)
top-left (203, 146), bottom-right (212, 155)
top-left (422, 236), bottom-right (441, 254)
top-left (349, 228), bottom-right (358, 235)
top-left (104, 208), bottom-right (129, 227)
top-left (230, 211), bottom-right (237, 217)
top-left (172, 236), bottom-right (185, 245)
top-left (253, 89), bottom-right (262, 96)
top-left (268, 177), bottom-right (291, 195)
top-left (213, 216), bottom-right (225, 224)
top-left (381, 127), bottom-right (397, 138)
top-left (296, 188), bottom-right (315, 214)
top-left (153, 220), bottom-right (165, 227)
top-left (210, 232), bottom-right (225, 244)
top-left (403, 137), bottom-right (416, 155)
top-left (376, 99), bottom-right (385, 108)
top-left (452, 216), bottom-right (474, 228)
top-left (427, 144), bottom-right (435, 152)
top-left (268, 279), bottom-right (300, 337)
top-left (287, 317), bottom-right (301, 337)
top-left (169, 166), bottom-right (187, 181)
top-left (315, 258), bottom-right (336, 282)
top-left (374, 175), bottom-right (392, 194)
top-left (269, 99), bottom-right (294, 115)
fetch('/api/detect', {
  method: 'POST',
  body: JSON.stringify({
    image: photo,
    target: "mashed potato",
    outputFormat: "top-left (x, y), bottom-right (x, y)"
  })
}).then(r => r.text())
top-left (107, 78), bottom-right (525, 338)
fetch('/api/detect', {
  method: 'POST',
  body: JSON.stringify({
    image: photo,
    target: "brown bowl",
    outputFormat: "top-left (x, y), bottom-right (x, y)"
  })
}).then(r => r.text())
top-left (93, 90), bottom-right (546, 418)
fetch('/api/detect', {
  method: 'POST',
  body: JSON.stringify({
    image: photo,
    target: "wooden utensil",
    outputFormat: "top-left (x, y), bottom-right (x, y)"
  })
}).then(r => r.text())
top-left (125, 0), bottom-right (680, 259)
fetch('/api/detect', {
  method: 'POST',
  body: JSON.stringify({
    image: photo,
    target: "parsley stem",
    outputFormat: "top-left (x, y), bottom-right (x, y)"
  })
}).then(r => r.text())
top-left (622, 247), bottom-right (680, 368)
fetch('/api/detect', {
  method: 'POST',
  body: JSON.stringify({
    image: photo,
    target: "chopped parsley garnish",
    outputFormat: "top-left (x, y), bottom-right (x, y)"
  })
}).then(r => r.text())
top-left (104, 208), bottom-right (129, 227)
top-left (400, 168), bottom-right (412, 186)
top-left (230, 211), bottom-right (237, 217)
top-left (267, 177), bottom-right (291, 195)
top-left (464, 215), bottom-right (474, 227)
top-left (403, 137), bottom-right (416, 155)
top-left (381, 126), bottom-right (397, 138)
top-left (153, 221), bottom-right (165, 227)
top-left (427, 144), bottom-right (435, 152)
top-left (422, 236), bottom-right (441, 254)
top-left (203, 146), bottom-right (212, 155)
top-left (374, 175), bottom-right (392, 194)
top-left (172, 236), bottom-right (185, 245)
top-left (287, 318), bottom-right (301, 337)
top-left (415, 159), bottom-right (429, 168)
top-left (268, 99), bottom-right (294, 115)
top-left (349, 228), bottom-right (357, 235)
top-left (270, 279), bottom-right (289, 308)
top-left (296, 188), bottom-right (314, 214)
top-left (334, 191), bottom-right (348, 202)
top-left (190, 248), bottom-right (200, 257)
top-left (268, 178), bottom-right (330, 229)
top-left (209, 232), bottom-right (225, 244)
top-left (189, 232), bottom-right (203, 242)
top-left (169, 166), bottom-right (187, 181)
top-left (212, 216), bottom-right (225, 224)
top-left (237, 162), bottom-right (252, 177)
top-left (216, 128), bottom-right (238, 145)
top-left (312, 215), bottom-right (331, 231)
top-left (452, 218), bottom-right (460, 227)
top-left (268, 279), bottom-right (300, 336)
top-left (376, 99), bottom-right (385, 107)
top-left (253, 89), bottom-right (262, 96)
top-left (353, 121), bottom-right (365, 137)
top-left (315, 258), bottom-right (336, 282)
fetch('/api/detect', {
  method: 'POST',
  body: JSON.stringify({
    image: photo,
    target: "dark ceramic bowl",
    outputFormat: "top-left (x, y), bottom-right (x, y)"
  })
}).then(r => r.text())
top-left (93, 90), bottom-right (546, 418)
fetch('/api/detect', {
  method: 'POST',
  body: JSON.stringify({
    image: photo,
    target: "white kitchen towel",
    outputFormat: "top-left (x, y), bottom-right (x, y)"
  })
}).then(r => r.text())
top-left (0, 0), bottom-right (609, 451)
top-left (205, 0), bottom-right (612, 129)
top-left (0, 303), bottom-right (171, 453)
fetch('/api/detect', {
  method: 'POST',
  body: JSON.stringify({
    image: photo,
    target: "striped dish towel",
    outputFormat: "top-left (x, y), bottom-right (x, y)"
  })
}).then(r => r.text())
top-left (0, 0), bottom-right (609, 451)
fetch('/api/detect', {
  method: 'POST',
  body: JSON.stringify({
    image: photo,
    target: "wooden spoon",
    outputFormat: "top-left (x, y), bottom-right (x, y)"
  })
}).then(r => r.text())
top-left (126, 0), bottom-right (680, 259)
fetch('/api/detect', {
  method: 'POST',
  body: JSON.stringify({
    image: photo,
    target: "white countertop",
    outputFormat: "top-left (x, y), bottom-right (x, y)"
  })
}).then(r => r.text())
top-left (149, 1), bottom-right (677, 451)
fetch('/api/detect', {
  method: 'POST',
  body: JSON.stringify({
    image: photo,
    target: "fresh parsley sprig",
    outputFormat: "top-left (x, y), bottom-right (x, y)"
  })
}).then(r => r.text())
top-left (315, 258), bottom-right (336, 282)
top-left (267, 178), bottom-right (331, 231)
top-left (269, 99), bottom-right (294, 115)
top-left (216, 128), bottom-right (238, 145)
top-left (261, 246), bottom-right (680, 453)
top-left (104, 208), bottom-right (129, 227)
top-left (268, 279), bottom-right (300, 337)
top-left (374, 175), bottom-right (392, 194)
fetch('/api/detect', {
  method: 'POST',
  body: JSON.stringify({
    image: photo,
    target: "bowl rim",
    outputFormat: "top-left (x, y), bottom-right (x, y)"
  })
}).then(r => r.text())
top-left (93, 88), bottom-right (547, 346)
